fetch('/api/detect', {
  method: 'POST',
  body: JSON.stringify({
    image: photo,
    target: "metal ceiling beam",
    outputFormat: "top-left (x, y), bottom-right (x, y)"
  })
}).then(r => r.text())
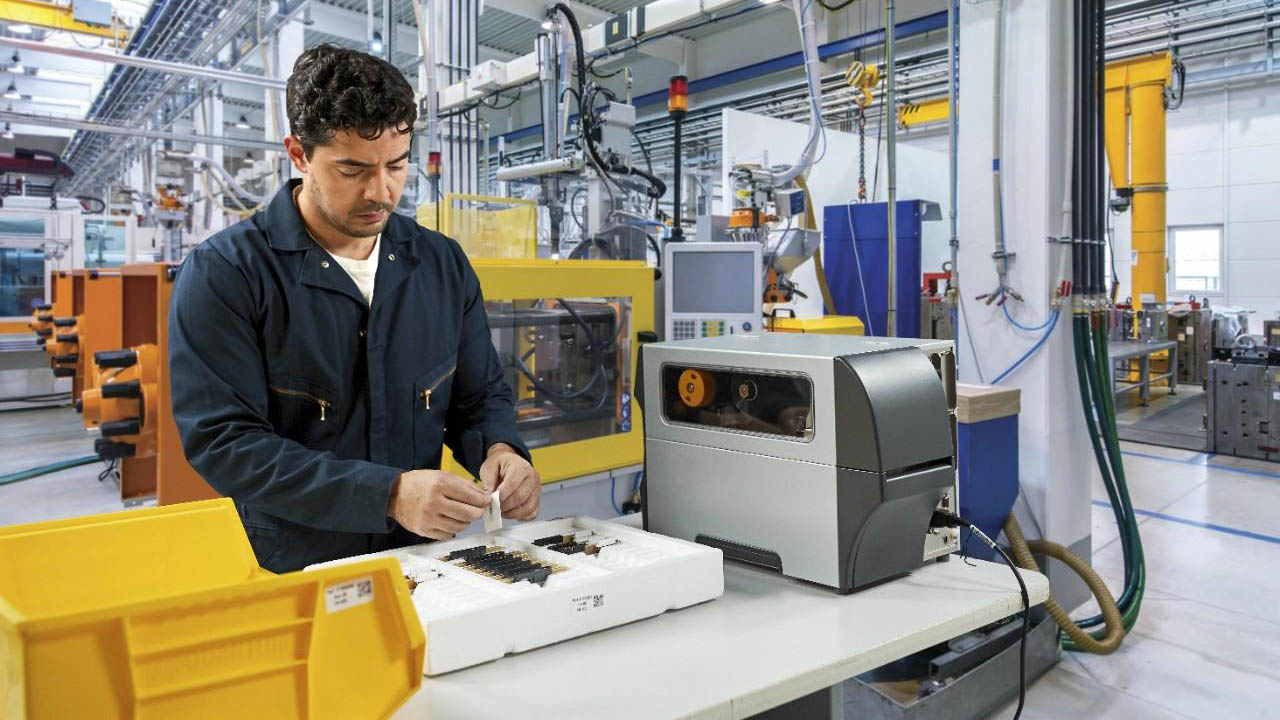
top-left (0, 37), bottom-right (287, 91)
top-left (0, 110), bottom-right (282, 151)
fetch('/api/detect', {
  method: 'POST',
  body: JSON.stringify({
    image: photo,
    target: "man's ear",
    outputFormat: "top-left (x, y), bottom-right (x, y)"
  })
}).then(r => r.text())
top-left (283, 135), bottom-right (309, 175)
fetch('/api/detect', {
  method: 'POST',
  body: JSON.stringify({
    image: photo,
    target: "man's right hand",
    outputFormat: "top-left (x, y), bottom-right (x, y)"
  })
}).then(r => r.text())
top-left (389, 470), bottom-right (491, 540)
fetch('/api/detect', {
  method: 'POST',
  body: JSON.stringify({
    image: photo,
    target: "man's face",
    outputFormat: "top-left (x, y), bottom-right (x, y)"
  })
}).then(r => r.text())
top-left (288, 128), bottom-right (412, 239)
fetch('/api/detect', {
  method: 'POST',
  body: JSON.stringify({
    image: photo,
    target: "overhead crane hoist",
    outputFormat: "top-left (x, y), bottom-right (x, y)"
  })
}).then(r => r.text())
top-left (1104, 52), bottom-right (1178, 308)
top-left (844, 60), bottom-right (879, 203)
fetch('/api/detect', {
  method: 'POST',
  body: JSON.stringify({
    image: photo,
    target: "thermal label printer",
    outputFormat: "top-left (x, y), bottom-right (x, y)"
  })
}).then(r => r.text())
top-left (640, 333), bottom-right (960, 593)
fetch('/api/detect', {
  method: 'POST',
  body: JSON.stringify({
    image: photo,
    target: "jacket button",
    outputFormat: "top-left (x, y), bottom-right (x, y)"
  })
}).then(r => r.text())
top-left (387, 253), bottom-right (396, 262)
top-left (358, 329), bottom-right (367, 338)
top-left (320, 260), bottom-right (330, 268)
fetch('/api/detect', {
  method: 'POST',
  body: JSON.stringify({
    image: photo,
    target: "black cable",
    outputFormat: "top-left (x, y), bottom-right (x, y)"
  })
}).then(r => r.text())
top-left (647, 234), bottom-right (661, 268)
top-left (570, 187), bottom-right (587, 231)
top-left (931, 511), bottom-right (1029, 720)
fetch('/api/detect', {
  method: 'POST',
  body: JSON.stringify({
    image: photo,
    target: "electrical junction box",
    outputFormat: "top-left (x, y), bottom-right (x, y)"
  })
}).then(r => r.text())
top-left (604, 6), bottom-right (645, 47)
top-left (470, 60), bottom-right (509, 92)
top-left (73, 0), bottom-right (113, 26)
top-left (776, 188), bottom-right (806, 219)
top-left (597, 101), bottom-right (636, 163)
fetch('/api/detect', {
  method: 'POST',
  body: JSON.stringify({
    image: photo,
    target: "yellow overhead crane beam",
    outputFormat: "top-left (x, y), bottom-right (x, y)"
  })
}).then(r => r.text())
top-left (897, 96), bottom-right (949, 128)
top-left (0, 0), bottom-right (131, 44)
top-left (1104, 52), bottom-right (1173, 308)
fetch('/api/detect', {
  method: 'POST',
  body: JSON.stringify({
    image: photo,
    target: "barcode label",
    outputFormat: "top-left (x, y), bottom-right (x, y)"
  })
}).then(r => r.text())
top-left (325, 576), bottom-right (375, 613)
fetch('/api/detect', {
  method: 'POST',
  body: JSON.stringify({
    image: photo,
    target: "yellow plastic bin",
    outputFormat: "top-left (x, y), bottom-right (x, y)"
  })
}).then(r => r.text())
top-left (0, 499), bottom-right (424, 720)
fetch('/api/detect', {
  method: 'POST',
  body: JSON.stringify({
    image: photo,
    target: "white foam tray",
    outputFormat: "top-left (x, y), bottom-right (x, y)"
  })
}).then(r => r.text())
top-left (309, 516), bottom-right (724, 675)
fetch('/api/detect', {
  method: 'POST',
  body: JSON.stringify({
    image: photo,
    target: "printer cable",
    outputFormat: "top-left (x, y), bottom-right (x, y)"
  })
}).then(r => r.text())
top-left (931, 510), bottom-right (1029, 720)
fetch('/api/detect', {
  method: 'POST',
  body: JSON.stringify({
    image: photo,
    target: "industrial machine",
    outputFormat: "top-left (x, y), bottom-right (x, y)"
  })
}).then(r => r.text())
top-left (1207, 337), bottom-right (1280, 461)
top-left (663, 241), bottom-right (762, 341)
top-left (823, 200), bottom-right (942, 337)
top-left (921, 270), bottom-right (956, 341)
top-left (312, 516), bottom-right (723, 676)
top-left (1169, 304), bottom-right (1212, 385)
top-left (1211, 307), bottom-right (1250, 359)
top-left (77, 262), bottom-right (215, 504)
top-left (640, 333), bottom-right (960, 593)
top-left (441, 259), bottom-right (653, 485)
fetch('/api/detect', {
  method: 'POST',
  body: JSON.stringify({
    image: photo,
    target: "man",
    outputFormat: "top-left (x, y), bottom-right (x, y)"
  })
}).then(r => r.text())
top-left (169, 44), bottom-right (540, 573)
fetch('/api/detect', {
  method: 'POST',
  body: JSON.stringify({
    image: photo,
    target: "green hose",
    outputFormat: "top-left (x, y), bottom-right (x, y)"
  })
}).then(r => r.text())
top-left (1056, 313), bottom-right (1146, 651)
top-left (0, 456), bottom-right (100, 486)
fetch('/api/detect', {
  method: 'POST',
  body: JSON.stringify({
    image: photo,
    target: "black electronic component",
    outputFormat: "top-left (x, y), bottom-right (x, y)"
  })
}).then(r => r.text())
top-left (533, 534), bottom-right (564, 546)
top-left (447, 546), bottom-right (487, 561)
top-left (53, 317), bottom-right (77, 327)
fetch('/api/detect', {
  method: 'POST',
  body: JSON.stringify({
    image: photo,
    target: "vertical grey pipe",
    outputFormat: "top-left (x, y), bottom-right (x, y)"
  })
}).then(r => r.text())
top-left (382, 0), bottom-right (394, 61)
top-left (885, 0), bottom-right (898, 336)
top-left (947, 0), bottom-right (958, 291)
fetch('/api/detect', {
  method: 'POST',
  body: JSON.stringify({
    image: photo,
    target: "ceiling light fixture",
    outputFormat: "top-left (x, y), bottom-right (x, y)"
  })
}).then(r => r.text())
top-left (9, 51), bottom-right (21, 74)
top-left (2, 123), bottom-right (13, 140)
top-left (8, 24), bottom-right (32, 35)
top-left (235, 114), bottom-right (251, 129)
top-left (3, 81), bottom-right (18, 100)
top-left (369, 30), bottom-right (384, 54)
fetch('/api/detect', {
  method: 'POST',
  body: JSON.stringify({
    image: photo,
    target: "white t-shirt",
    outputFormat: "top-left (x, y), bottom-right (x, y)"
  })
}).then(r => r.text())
top-left (331, 234), bottom-right (380, 306)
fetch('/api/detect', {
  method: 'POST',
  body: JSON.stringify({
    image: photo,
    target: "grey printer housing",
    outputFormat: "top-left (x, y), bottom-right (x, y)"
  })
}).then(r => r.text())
top-left (640, 333), bottom-right (959, 594)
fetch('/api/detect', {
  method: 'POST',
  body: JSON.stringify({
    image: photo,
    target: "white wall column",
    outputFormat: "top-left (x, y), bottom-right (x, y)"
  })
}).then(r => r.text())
top-left (956, 0), bottom-right (1093, 608)
top-left (268, 18), bottom-right (306, 181)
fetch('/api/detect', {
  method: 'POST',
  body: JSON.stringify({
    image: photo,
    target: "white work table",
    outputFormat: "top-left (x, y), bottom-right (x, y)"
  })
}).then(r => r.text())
top-left (392, 556), bottom-right (1049, 720)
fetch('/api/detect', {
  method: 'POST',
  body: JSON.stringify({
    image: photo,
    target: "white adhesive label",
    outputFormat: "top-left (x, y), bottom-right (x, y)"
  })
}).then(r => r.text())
top-left (571, 593), bottom-right (606, 613)
top-left (484, 489), bottom-right (502, 533)
top-left (1186, 326), bottom-right (1195, 336)
top-left (325, 577), bottom-right (374, 613)
top-left (1178, 333), bottom-right (1186, 342)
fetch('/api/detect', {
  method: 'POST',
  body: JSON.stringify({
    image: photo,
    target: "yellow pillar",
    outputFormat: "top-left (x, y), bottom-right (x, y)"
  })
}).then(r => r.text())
top-left (1129, 81), bottom-right (1168, 307)
top-left (1104, 54), bottom-right (1172, 309)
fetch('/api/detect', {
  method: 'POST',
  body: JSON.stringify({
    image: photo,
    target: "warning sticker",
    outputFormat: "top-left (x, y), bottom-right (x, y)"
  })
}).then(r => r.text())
top-left (325, 577), bottom-right (375, 613)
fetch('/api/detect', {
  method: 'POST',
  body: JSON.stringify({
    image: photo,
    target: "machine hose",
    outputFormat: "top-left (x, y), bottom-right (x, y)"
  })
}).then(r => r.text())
top-left (1003, 514), bottom-right (1126, 655)
top-left (0, 455), bottom-right (100, 487)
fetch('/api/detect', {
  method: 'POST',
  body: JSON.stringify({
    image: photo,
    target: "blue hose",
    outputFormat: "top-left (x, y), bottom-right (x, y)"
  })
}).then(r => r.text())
top-left (1002, 303), bottom-right (1057, 332)
top-left (993, 310), bottom-right (1060, 385)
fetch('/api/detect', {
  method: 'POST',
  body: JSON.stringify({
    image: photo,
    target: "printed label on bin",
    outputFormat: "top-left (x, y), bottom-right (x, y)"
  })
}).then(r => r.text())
top-left (325, 576), bottom-right (375, 613)
top-left (571, 593), bottom-right (605, 613)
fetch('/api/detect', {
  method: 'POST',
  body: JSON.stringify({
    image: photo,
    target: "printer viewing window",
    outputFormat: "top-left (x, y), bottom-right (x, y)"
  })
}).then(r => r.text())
top-left (671, 251), bottom-right (758, 314)
top-left (660, 364), bottom-right (814, 440)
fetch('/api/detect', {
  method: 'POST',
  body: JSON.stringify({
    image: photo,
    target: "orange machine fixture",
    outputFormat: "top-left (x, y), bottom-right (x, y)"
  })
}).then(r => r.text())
top-left (78, 262), bottom-right (216, 505)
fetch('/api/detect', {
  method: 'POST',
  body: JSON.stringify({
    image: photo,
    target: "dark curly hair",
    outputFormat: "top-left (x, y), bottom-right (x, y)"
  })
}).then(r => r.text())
top-left (286, 44), bottom-right (417, 157)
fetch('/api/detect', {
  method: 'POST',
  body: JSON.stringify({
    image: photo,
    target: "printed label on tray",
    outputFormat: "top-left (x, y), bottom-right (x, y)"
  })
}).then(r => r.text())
top-left (571, 593), bottom-right (606, 613)
top-left (325, 576), bottom-right (375, 613)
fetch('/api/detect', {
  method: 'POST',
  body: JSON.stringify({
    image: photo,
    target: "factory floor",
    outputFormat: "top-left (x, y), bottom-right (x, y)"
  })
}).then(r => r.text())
top-left (4, 406), bottom-right (1279, 720)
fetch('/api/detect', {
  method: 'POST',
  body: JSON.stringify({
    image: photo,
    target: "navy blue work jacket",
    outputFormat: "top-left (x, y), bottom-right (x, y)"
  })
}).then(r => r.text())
top-left (169, 179), bottom-right (528, 572)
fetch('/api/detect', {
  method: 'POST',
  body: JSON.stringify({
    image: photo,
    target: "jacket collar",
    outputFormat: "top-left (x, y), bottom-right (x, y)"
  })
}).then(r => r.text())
top-left (265, 179), bottom-right (314, 251)
top-left (266, 178), bottom-right (416, 254)
top-left (266, 179), bottom-right (421, 308)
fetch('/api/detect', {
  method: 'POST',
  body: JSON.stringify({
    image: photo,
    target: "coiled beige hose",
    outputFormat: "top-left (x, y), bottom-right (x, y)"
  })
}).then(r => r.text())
top-left (1003, 515), bottom-right (1126, 654)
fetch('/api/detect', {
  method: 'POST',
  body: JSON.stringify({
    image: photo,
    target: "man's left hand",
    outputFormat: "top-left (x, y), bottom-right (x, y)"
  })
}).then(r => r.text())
top-left (479, 444), bottom-right (541, 521)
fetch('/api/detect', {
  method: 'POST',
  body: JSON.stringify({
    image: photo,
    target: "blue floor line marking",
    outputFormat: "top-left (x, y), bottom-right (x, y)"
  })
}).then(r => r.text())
top-left (1093, 499), bottom-right (1280, 546)
top-left (1120, 449), bottom-right (1280, 481)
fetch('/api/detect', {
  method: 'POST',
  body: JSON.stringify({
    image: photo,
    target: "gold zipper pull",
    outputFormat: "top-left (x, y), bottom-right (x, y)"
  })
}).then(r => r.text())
top-left (421, 389), bottom-right (432, 410)
top-left (319, 400), bottom-right (329, 422)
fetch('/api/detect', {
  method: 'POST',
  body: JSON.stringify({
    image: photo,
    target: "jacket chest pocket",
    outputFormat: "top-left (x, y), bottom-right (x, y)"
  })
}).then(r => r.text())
top-left (267, 376), bottom-right (340, 448)
top-left (413, 356), bottom-right (456, 467)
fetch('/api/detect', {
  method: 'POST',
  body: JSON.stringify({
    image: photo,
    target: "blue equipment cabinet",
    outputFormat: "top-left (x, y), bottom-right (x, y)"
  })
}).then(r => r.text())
top-left (955, 384), bottom-right (1021, 561)
top-left (822, 200), bottom-right (940, 337)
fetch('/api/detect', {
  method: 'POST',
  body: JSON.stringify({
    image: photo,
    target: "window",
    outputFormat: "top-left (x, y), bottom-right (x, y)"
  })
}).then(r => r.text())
top-left (1169, 225), bottom-right (1222, 294)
